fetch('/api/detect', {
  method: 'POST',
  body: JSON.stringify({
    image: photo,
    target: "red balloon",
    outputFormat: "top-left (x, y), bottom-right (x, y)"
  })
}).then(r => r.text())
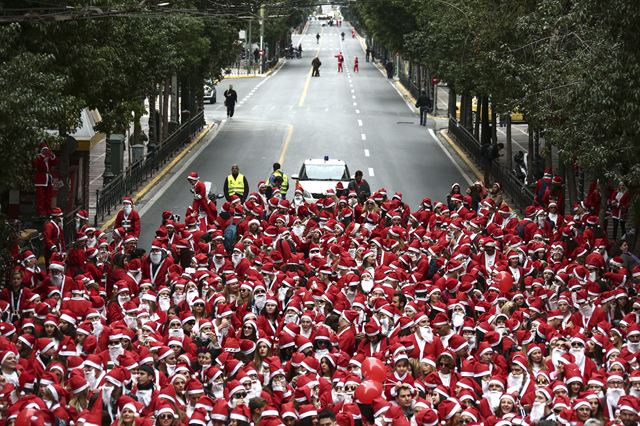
top-left (362, 357), bottom-right (387, 382)
top-left (355, 380), bottom-right (383, 404)
top-left (497, 271), bottom-right (514, 293)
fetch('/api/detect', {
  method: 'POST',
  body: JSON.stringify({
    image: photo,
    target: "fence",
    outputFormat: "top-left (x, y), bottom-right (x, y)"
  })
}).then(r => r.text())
top-left (448, 118), bottom-right (535, 213)
top-left (94, 110), bottom-right (205, 226)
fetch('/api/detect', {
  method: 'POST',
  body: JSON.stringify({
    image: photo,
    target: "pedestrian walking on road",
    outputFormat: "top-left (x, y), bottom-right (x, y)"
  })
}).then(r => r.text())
top-left (352, 29), bottom-right (356, 38)
top-left (223, 85), bottom-right (237, 118)
top-left (224, 164), bottom-right (249, 202)
top-left (335, 51), bottom-right (344, 72)
top-left (316, 33), bottom-right (320, 44)
top-left (365, 46), bottom-right (371, 62)
top-left (311, 56), bottom-right (322, 77)
top-left (385, 60), bottom-right (394, 79)
top-left (415, 90), bottom-right (433, 126)
top-left (353, 56), bottom-right (359, 72)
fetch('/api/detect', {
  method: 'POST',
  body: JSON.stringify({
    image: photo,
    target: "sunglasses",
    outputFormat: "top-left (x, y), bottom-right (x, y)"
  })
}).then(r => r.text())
top-left (159, 414), bottom-right (173, 419)
top-left (571, 343), bottom-right (584, 348)
top-left (439, 362), bottom-right (453, 367)
top-left (234, 392), bottom-right (247, 399)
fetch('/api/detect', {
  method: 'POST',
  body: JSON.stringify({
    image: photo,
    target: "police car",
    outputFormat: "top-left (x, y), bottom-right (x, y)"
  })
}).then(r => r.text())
top-left (291, 157), bottom-right (351, 203)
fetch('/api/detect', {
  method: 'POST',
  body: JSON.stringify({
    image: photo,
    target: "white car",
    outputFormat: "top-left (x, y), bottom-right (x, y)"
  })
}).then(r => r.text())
top-left (291, 157), bottom-right (351, 203)
top-left (203, 85), bottom-right (217, 104)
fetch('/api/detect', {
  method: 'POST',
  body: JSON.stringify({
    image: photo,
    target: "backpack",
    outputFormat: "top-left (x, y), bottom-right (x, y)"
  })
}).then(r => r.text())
top-left (223, 223), bottom-right (237, 252)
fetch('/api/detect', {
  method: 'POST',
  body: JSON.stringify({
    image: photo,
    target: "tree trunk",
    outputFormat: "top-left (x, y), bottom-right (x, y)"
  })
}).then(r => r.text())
top-left (162, 78), bottom-right (170, 141)
top-left (460, 93), bottom-right (468, 127)
top-left (171, 73), bottom-right (179, 124)
top-left (598, 177), bottom-right (608, 228)
top-left (491, 101), bottom-right (497, 145)
top-left (448, 87), bottom-right (456, 119)
top-left (506, 114), bottom-right (512, 170)
top-left (157, 84), bottom-right (163, 143)
top-left (474, 97), bottom-right (481, 139)
top-left (480, 96), bottom-right (490, 145)
top-left (527, 123), bottom-right (534, 184)
top-left (566, 161), bottom-right (577, 214)
top-left (148, 85), bottom-right (158, 145)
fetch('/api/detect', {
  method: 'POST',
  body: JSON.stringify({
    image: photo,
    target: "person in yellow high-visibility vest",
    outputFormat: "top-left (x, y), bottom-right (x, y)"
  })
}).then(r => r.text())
top-left (223, 164), bottom-right (249, 202)
top-left (267, 162), bottom-right (289, 199)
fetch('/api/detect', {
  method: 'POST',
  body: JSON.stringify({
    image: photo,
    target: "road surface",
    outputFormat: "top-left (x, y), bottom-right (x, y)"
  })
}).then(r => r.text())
top-left (136, 21), bottom-right (467, 246)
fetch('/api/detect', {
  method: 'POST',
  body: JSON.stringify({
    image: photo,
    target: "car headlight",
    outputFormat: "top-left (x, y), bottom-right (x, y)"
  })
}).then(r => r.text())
top-left (303, 190), bottom-right (312, 199)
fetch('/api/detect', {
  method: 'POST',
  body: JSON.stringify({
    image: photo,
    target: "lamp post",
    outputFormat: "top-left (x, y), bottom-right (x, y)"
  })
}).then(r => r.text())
top-left (259, 4), bottom-right (265, 74)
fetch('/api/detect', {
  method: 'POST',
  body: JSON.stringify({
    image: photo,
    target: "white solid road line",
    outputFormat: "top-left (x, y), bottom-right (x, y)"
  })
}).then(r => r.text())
top-left (358, 119), bottom-right (363, 127)
top-left (428, 129), bottom-right (474, 185)
top-left (364, 149), bottom-right (370, 157)
top-left (138, 121), bottom-right (227, 217)
top-left (368, 167), bottom-right (375, 177)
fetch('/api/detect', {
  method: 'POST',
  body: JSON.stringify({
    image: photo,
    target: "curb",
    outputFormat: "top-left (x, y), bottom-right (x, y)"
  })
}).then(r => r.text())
top-left (438, 129), bottom-right (484, 181)
top-left (223, 58), bottom-right (286, 80)
top-left (99, 122), bottom-right (215, 231)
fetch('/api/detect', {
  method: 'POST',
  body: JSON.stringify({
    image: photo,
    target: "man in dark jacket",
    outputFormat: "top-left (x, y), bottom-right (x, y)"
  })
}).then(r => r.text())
top-left (223, 85), bottom-right (238, 118)
top-left (415, 90), bottom-right (433, 126)
top-left (311, 56), bottom-right (322, 77)
top-left (347, 170), bottom-right (371, 203)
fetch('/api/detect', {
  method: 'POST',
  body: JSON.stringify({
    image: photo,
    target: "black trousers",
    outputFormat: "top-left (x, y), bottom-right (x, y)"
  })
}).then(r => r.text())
top-left (227, 104), bottom-right (235, 117)
top-left (420, 107), bottom-right (428, 126)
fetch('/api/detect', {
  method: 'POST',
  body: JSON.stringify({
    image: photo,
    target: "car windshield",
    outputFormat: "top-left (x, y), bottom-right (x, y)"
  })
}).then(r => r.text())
top-left (301, 164), bottom-right (348, 180)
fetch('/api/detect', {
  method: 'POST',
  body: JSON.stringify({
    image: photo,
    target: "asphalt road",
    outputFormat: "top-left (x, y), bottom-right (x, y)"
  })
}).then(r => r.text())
top-left (136, 21), bottom-right (466, 247)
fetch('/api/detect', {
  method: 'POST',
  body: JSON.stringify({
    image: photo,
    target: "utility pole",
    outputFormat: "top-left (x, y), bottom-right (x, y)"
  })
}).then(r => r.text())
top-left (259, 4), bottom-right (265, 74)
top-left (247, 19), bottom-right (252, 69)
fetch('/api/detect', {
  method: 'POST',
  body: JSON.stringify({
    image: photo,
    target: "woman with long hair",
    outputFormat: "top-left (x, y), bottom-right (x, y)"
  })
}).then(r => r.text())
top-left (252, 338), bottom-right (272, 374)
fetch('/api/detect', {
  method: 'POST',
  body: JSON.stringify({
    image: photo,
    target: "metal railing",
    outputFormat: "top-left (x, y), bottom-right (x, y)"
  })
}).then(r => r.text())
top-left (94, 110), bottom-right (205, 226)
top-left (448, 117), bottom-right (535, 213)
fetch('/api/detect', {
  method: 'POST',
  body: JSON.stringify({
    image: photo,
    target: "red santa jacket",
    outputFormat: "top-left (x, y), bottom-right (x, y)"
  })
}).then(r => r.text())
top-left (43, 220), bottom-right (65, 254)
top-left (115, 208), bottom-right (141, 238)
top-left (33, 151), bottom-right (58, 186)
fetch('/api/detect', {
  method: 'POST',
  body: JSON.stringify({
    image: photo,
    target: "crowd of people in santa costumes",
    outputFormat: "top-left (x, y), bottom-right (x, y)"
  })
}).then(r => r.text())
top-left (1, 169), bottom-right (640, 426)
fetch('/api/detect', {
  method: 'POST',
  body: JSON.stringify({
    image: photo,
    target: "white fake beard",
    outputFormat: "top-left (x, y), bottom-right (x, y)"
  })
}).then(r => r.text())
top-left (213, 258), bottom-right (224, 269)
top-left (211, 383), bottom-right (224, 397)
top-left (124, 206), bottom-right (132, 215)
top-left (232, 254), bottom-right (242, 266)
top-left (85, 370), bottom-right (98, 389)
top-left (248, 381), bottom-right (262, 399)
top-left (507, 373), bottom-right (524, 392)
top-left (186, 290), bottom-right (199, 305)
top-left (530, 402), bottom-right (546, 424)
top-left (292, 225), bottom-right (305, 237)
top-left (169, 328), bottom-right (184, 339)
top-left (551, 348), bottom-right (565, 368)
top-left (485, 390), bottom-right (501, 411)
top-left (278, 287), bottom-right (288, 302)
top-left (51, 275), bottom-right (62, 286)
top-left (118, 295), bottom-right (130, 306)
top-left (630, 388), bottom-right (640, 397)
top-left (102, 386), bottom-right (114, 405)
top-left (173, 293), bottom-right (185, 305)
top-left (361, 279), bottom-right (374, 293)
top-left (284, 314), bottom-right (298, 324)
top-left (158, 296), bottom-right (171, 312)
top-left (150, 253), bottom-right (162, 264)
top-left (109, 344), bottom-right (124, 362)
top-left (380, 318), bottom-right (390, 335)
top-left (627, 341), bottom-right (640, 354)
top-left (466, 336), bottom-right (477, 350)
top-left (125, 316), bottom-right (137, 330)
top-left (452, 312), bottom-right (464, 328)
top-left (607, 388), bottom-right (625, 409)
top-left (254, 295), bottom-right (266, 311)
top-left (332, 390), bottom-right (345, 404)
top-left (570, 348), bottom-right (585, 366)
top-left (419, 326), bottom-right (433, 343)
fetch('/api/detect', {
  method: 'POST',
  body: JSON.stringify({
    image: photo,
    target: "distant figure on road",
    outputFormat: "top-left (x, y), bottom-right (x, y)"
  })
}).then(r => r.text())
top-left (415, 90), bottom-right (433, 126)
top-left (311, 56), bottom-right (322, 77)
top-left (341, 32), bottom-right (345, 41)
top-left (224, 164), bottom-right (249, 202)
top-left (316, 33), bottom-right (320, 44)
top-left (365, 46), bottom-right (371, 62)
top-left (385, 60), bottom-right (394, 79)
top-left (348, 170), bottom-right (371, 204)
top-left (223, 85), bottom-right (237, 118)
top-left (335, 51), bottom-right (344, 72)
top-left (268, 162), bottom-right (289, 199)
top-left (352, 29), bottom-right (356, 38)
top-left (353, 56), bottom-right (359, 72)
top-left (253, 48), bottom-right (259, 64)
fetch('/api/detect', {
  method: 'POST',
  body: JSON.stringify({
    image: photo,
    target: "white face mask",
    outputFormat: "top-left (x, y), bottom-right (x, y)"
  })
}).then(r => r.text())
top-left (159, 296), bottom-right (171, 312)
top-left (150, 252), bottom-right (162, 264)
top-left (124, 205), bottom-right (132, 215)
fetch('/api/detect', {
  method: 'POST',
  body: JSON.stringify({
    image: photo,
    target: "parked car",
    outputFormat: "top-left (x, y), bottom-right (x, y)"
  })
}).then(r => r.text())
top-left (291, 157), bottom-right (351, 203)
top-left (203, 84), bottom-right (217, 104)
